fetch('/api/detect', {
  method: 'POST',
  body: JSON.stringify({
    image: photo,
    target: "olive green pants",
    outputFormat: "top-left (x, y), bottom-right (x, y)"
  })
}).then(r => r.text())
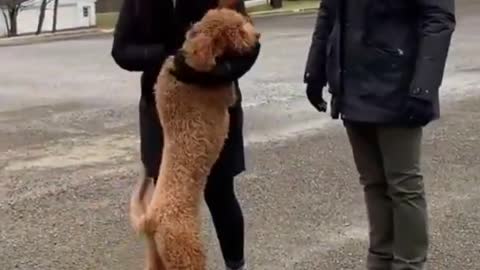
top-left (345, 122), bottom-right (429, 270)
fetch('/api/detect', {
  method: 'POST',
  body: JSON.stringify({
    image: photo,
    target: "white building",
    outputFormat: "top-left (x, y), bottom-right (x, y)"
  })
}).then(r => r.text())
top-left (0, 0), bottom-right (96, 37)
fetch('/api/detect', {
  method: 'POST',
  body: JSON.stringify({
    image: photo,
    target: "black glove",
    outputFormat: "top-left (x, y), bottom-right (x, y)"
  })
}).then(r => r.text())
top-left (404, 97), bottom-right (434, 126)
top-left (170, 42), bottom-right (261, 87)
top-left (306, 83), bottom-right (327, 112)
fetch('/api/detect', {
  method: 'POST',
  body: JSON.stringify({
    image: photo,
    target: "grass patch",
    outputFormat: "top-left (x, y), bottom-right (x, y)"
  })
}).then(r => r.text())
top-left (96, 12), bottom-right (119, 30)
top-left (247, 3), bottom-right (274, 13)
top-left (95, 0), bottom-right (319, 29)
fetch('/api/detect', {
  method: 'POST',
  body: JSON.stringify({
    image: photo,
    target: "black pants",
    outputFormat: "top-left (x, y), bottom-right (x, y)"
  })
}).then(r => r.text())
top-left (138, 95), bottom-right (245, 268)
top-left (345, 122), bottom-right (428, 270)
top-left (205, 171), bottom-right (245, 268)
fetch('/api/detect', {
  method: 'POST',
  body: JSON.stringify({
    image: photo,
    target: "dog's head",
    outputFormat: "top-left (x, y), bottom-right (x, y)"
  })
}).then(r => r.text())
top-left (182, 8), bottom-right (260, 72)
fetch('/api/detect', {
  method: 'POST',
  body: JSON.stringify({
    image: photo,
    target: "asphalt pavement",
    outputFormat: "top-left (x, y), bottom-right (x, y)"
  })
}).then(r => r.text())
top-left (1, 2), bottom-right (479, 269)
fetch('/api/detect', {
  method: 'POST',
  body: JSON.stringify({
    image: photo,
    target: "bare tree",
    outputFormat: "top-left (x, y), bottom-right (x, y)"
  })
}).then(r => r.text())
top-left (51, 0), bottom-right (58, 33)
top-left (0, 0), bottom-right (33, 36)
top-left (1, 8), bottom-right (9, 34)
top-left (36, 0), bottom-right (48, 35)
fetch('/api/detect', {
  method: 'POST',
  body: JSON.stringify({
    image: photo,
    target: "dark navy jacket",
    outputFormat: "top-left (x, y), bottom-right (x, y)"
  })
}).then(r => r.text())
top-left (304, 0), bottom-right (456, 124)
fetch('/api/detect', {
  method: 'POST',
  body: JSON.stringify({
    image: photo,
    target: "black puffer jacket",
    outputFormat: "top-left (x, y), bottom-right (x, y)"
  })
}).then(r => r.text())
top-left (304, 0), bottom-right (456, 125)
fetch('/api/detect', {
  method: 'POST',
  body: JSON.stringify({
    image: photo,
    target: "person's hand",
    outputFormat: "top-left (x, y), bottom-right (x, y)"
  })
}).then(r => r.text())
top-left (404, 97), bottom-right (434, 126)
top-left (306, 83), bottom-right (327, 112)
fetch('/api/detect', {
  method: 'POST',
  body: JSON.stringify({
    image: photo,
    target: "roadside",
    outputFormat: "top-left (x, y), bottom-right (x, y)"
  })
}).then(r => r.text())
top-left (0, 0), bottom-right (318, 48)
top-left (0, 27), bottom-right (114, 48)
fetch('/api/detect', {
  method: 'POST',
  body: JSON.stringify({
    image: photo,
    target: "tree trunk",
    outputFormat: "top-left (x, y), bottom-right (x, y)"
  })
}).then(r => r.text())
top-left (1, 9), bottom-right (10, 36)
top-left (270, 0), bottom-right (283, 9)
top-left (8, 8), bottom-right (18, 36)
top-left (51, 0), bottom-right (59, 33)
top-left (36, 0), bottom-right (48, 35)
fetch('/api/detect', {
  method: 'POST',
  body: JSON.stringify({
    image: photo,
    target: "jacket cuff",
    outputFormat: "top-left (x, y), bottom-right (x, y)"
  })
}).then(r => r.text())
top-left (408, 86), bottom-right (435, 102)
top-left (408, 56), bottom-right (443, 102)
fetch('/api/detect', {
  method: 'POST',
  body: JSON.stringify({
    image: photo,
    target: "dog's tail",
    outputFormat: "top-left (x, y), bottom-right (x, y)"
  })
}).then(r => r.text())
top-left (129, 175), bottom-right (155, 235)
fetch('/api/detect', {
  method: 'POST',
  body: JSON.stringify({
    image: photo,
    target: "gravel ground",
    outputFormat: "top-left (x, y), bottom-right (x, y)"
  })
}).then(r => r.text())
top-left (1, 2), bottom-right (479, 269)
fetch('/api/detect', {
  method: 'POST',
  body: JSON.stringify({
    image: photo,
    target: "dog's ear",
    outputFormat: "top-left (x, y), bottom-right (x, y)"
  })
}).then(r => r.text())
top-left (184, 33), bottom-right (217, 72)
top-left (186, 22), bottom-right (200, 40)
top-left (242, 21), bottom-right (261, 45)
top-left (224, 21), bottom-right (259, 54)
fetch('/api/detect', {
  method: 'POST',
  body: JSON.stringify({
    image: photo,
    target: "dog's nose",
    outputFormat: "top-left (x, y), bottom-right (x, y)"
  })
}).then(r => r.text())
top-left (255, 32), bottom-right (261, 39)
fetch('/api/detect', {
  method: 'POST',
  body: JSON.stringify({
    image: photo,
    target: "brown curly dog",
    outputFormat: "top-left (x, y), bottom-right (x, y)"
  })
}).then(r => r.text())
top-left (129, 6), bottom-right (260, 270)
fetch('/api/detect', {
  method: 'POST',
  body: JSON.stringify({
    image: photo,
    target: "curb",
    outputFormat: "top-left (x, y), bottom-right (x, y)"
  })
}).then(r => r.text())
top-left (0, 28), bottom-right (114, 48)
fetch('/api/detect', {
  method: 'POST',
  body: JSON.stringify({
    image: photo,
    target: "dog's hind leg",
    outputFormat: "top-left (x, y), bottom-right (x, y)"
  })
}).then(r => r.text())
top-left (130, 176), bottom-right (154, 232)
top-left (130, 176), bottom-right (167, 270)
top-left (156, 221), bottom-right (206, 270)
top-left (145, 235), bottom-right (166, 270)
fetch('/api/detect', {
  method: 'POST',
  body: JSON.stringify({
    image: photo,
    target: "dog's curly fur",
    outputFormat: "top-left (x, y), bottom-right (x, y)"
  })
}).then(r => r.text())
top-left (129, 7), bottom-right (260, 270)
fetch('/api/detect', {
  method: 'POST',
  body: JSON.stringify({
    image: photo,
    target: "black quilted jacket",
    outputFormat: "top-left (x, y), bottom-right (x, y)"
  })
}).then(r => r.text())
top-left (305, 0), bottom-right (456, 124)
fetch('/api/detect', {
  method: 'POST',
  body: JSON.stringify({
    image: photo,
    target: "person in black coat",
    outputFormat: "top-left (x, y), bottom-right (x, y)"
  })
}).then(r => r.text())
top-left (110, 0), bottom-right (260, 268)
top-left (304, 0), bottom-right (455, 269)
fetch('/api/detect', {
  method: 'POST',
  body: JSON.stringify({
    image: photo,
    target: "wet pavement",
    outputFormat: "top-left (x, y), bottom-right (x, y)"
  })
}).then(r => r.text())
top-left (1, 2), bottom-right (480, 269)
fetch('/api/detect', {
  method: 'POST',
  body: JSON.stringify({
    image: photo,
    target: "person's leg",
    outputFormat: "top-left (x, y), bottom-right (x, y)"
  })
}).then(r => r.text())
top-left (139, 96), bottom-right (163, 182)
top-left (204, 171), bottom-right (245, 270)
top-left (377, 126), bottom-right (428, 270)
top-left (203, 99), bottom-right (246, 269)
top-left (345, 122), bottom-right (394, 270)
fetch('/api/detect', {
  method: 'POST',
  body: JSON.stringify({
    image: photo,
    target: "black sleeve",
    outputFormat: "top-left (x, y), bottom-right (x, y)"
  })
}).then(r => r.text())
top-left (197, 0), bottom-right (259, 83)
top-left (170, 0), bottom-right (260, 85)
top-left (205, 41), bottom-right (261, 83)
top-left (171, 0), bottom-right (261, 86)
top-left (110, 0), bottom-right (167, 72)
top-left (408, 0), bottom-right (456, 101)
top-left (172, 42), bottom-right (261, 86)
top-left (303, 0), bottom-right (334, 86)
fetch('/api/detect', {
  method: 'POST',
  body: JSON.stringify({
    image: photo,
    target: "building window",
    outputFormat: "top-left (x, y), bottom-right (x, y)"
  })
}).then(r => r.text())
top-left (83, 7), bottom-right (89, 17)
